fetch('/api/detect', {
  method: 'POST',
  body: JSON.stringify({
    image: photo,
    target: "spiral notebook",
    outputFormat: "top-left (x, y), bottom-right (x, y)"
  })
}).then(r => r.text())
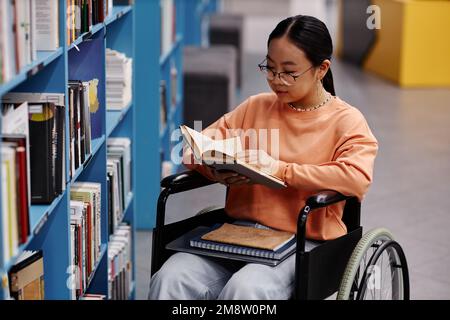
top-left (189, 222), bottom-right (296, 260)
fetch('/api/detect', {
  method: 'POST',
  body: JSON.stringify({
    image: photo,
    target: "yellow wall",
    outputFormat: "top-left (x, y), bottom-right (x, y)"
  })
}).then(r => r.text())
top-left (364, 0), bottom-right (405, 84)
top-left (364, 0), bottom-right (450, 87)
top-left (401, 1), bottom-right (450, 86)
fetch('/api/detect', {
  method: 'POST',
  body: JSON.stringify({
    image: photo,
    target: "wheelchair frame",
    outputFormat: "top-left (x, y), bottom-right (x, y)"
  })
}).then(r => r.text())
top-left (151, 170), bottom-right (403, 300)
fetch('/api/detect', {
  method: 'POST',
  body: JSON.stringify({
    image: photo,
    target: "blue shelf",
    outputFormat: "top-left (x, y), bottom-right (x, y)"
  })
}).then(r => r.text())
top-left (105, 6), bottom-right (133, 26)
top-left (85, 244), bottom-right (107, 293)
top-left (159, 34), bottom-right (183, 66)
top-left (106, 103), bottom-right (133, 137)
top-left (1, 192), bottom-right (66, 273)
top-left (128, 281), bottom-right (135, 300)
top-left (0, 48), bottom-right (64, 96)
top-left (122, 193), bottom-right (134, 223)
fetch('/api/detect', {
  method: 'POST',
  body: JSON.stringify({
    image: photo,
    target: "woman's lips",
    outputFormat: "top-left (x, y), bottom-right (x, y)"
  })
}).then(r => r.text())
top-left (275, 90), bottom-right (288, 96)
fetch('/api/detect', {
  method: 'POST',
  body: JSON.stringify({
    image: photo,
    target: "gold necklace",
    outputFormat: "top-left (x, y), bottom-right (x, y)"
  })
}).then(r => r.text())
top-left (288, 93), bottom-right (332, 112)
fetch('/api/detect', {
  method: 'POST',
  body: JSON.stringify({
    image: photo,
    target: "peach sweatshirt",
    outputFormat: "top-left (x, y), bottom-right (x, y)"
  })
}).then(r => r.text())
top-left (183, 93), bottom-right (378, 240)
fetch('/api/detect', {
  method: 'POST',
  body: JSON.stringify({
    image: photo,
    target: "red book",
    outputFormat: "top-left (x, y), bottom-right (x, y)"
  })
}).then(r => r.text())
top-left (15, 145), bottom-right (29, 244)
top-left (75, 224), bottom-right (83, 298)
top-left (2, 135), bottom-right (30, 244)
top-left (98, 0), bottom-right (104, 22)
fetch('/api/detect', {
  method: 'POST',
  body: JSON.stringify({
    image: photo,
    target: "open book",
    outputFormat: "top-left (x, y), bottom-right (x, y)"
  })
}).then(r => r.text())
top-left (180, 125), bottom-right (286, 189)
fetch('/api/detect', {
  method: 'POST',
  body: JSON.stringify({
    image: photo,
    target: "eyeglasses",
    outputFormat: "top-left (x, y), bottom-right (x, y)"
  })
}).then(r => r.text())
top-left (258, 59), bottom-right (314, 86)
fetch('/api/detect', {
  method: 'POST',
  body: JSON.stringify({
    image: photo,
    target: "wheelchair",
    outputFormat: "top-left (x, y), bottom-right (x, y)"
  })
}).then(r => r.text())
top-left (151, 170), bottom-right (410, 300)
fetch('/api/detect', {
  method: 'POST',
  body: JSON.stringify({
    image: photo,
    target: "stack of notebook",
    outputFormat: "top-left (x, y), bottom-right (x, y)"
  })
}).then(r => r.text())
top-left (166, 221), bottom-right (298, 266)
top-left (190, 223), bottom-right (296, 260)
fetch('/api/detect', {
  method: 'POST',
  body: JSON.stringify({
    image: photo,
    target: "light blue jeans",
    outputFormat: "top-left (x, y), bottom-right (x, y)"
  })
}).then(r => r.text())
top-left (148, 252), bottom-right (296, 300)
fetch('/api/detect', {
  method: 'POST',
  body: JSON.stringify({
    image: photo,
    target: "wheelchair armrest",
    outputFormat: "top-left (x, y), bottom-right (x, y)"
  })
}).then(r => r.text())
top-left (296, 190), bottom-right (353, 253)
top-left (161, 170), bottom-right (217, 194)
top-left (305, 190), bottom-right (352, 210)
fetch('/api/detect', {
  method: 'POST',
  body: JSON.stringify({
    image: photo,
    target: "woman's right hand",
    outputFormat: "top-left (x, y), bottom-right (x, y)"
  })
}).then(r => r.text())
top-left (208, 167), bottom-right (251, 187)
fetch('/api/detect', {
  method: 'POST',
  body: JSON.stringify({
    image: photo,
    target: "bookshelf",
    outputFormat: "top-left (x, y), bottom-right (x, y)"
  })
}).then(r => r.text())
top-left (0, 0), bottom-right (137, 300)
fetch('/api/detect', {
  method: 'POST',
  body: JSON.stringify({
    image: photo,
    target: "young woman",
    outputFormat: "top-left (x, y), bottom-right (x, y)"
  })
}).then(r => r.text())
top-left (149, 15), bottom-right (378, 300)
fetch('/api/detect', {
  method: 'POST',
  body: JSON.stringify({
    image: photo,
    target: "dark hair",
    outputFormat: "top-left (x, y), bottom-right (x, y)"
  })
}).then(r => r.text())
top-left (268, 15), bottom-right (335, 96)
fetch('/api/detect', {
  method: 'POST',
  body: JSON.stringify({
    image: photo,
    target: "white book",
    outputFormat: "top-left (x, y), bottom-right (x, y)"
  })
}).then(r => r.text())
top-left (35, 0), bottom-right (59, 50)
top-left (1, 159), bottom-right (10, 261)
top-left (1, 146), bottom-right (19, 260)
top-left (108, 137), bottom-right (131, 197)
top-left (107, 161), bottom-right (121, 229)
top-left (81, 82), bottom-right (92, 155)
top-left (160, 0), bottom-right (174, 56)
top-left (108, 157), bottom-right (123, 214)
top-left (2, 92), bottom-right (65, 106)
top-left (29, 0), bottom-right (37, 61)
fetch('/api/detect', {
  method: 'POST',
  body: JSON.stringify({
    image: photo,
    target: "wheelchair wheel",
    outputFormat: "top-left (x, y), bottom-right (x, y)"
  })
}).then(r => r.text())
top-left (337, 228), bottom-right (409, 300)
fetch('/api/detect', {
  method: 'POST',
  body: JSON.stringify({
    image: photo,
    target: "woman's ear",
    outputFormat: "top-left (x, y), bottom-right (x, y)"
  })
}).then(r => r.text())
top-left (318, 59), bottom-right (331, 81)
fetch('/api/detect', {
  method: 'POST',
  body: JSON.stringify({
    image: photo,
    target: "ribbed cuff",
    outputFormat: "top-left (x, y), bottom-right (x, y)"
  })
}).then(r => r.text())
top-left (274, 160), bottom-right (289, 181)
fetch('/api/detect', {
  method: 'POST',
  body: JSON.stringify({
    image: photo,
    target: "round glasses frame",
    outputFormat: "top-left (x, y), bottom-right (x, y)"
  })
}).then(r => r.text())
top-left (258, 60), bottom-right (314, 86)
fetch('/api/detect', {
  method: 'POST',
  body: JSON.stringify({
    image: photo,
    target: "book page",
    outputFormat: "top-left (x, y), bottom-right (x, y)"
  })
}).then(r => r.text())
top-left (211, 136), bottom-right (242, 158)
top-left (181, 125), bottom-right (214, 160)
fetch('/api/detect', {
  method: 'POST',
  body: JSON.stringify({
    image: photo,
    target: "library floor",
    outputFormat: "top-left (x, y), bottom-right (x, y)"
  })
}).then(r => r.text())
top-left (136, 53), bottom-right (450, 300)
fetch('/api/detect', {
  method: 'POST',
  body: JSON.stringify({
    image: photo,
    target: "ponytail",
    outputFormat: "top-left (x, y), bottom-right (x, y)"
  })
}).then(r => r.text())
top-left (322, 67), bottom-right (335, 96)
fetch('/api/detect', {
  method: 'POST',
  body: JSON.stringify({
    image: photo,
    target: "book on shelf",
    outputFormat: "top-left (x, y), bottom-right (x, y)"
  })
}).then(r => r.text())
top-left (70, 200), bottom-right (86, 299)
top-left (69, 182), bottom-right (102, 299)
top-left (2, 92), bottom-right (66, 204)
top-left (190, 222), bottom-right (296, 261)
top-left (1, 102), bottom-right (31, 248)
top-left (0, 0), bottom-right (60, 84)
top-left (106, 138), bottom-right (132, 232)
top-left (1, 135), bottom-right (30, 246)
top-left (160, 0), bottom-right (176, 56)
top-left (105, 48), bottom-right (133, 110)
top-left (35, 0), bottom-right (59, 51)
top-left (170, 60), bottom-right (177, 108)
top-left (66, 0), bottom-right (115, 46)
top-left (107, 137), bottom-right (132, 236)
top-left (108, 223), bottom-right (132, 300)
top-left (107, 137), bottom-right (131, 198)
top-left (180, 125), bottom-right (286, 189)
top-left (8, 250), bottom-right (45, 300)
top-left (68, 80), bottom-right (93, 177)
top-left (1, 144), bottom-right (20, 261)
top-left (71, 182), bottom-right (102, 269)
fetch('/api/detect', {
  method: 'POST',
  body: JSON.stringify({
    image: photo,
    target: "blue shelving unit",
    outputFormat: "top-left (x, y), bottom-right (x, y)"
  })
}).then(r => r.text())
top-left (0, 1), bottom-right (138, 300)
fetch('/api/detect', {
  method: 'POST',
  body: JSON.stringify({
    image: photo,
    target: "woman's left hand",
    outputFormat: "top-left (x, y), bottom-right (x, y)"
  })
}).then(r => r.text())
top-left (236, 149), bottom-right (280, 176)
